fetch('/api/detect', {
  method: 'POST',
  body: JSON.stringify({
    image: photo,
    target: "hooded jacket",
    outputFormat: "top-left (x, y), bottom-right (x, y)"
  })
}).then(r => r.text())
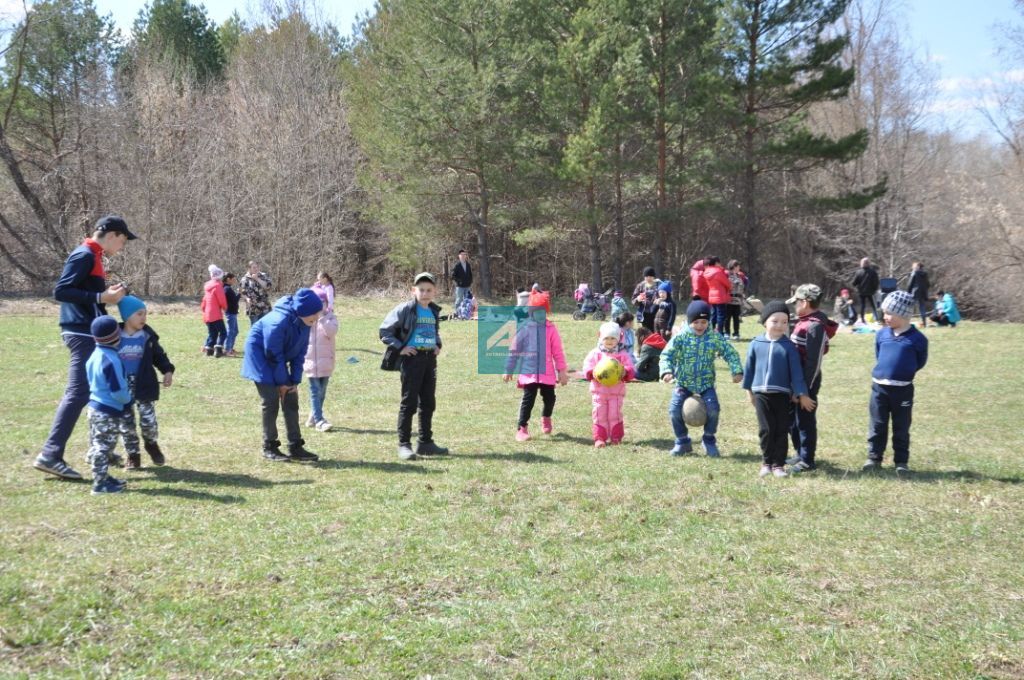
top-left (741, 334), bottom-right (809, 396)
top-left (201, 278), bottom-right (227, 323)
top-left (87, 344), bottom-right (132, 415)
top-left (635, 332), bottom-right (667, 382)
top-left (790, 310), bottom-right (839, 389)
top-left (689, 260), bottom-right (709, 300)
top-left (241, 295), bottom-right (316, 386)
top-left (852, 265), bottom-right (880, 296)
top-left (504, 319), bottom-right (567, 387)
top-left (703, 265), bottom-right (732, 305)
top-left (303, 311), bottom-right (339, 378)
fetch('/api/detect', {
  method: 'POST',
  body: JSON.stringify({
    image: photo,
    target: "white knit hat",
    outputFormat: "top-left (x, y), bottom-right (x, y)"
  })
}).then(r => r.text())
top-left (599, 322), bottom-right (621, 341)
top-left (881, 290), bottom-right (915, 318)
top-left (209, 264), bottom-right (224, 279)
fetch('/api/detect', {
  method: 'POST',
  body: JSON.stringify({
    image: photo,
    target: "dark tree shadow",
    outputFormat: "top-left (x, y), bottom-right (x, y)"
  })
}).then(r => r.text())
top-left (852, 466), bottom-right (1024, 484)
top-left (129, 487), bottom-right (245, 504)
top-left (454, 451), bottom-right (560, 464)
top-left (330, 426), bottom-right (393, 435)
top-left (145, 466), bottom-right (313, 489)
top-left (314, 459), bottom-right (443, 474)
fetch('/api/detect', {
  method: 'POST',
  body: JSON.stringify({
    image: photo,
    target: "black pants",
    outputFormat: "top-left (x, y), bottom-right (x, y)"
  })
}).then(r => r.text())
top-left (518, 384), bottom-right (556, 428)
top-left (790, 376), bottom-right (821, 465)
top-left (868, 382), bottom-right (914, 465)
top-left (754, 392), bottom-right (791, 467)
top-left (859, 294), bottom-right (878, 322)
top-left (726, 304), bottom-right (742, 336)
top-left (205, 320), bottom-right (227, 349)
top-left (255, 383), bottom-right (303, 451)
top-left (398, 351), bottom-right (437, 446)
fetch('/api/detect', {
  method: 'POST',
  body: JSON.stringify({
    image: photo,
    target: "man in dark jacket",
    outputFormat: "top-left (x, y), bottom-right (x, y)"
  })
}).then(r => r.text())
top-left (852, 257), bottom-right (880, 323)
top-left (906, 261), bottom-right (930, 327)
top-left (785, 284), bottom-right (838, 473)
top-left (452, 250), bottom-right (473, 312)
top-left (380, 272), bottom-right (448, 461)
top-left (35, 215), bottom-right (135, 480)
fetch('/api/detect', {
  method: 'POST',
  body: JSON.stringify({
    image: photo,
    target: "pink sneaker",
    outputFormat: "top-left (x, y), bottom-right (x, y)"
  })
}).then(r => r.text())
top-left (516, 426), bottom-right (531, 442)
top-left (541, 417), bottom-right (553, 434)
top-left (594, 440), bottom-right (606, 448)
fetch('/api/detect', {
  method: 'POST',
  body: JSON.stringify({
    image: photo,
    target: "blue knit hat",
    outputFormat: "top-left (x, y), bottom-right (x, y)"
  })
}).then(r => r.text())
top-left (686, 300), bottom-right (711, 323)
top-left (293, 287), bottom-right (324, 317)
top-left (658, 280), bottom-right (673, 294)
top-left (117, 295), bottom-right (146, 322)
top-left (91, 315), bottom-right (121, 346)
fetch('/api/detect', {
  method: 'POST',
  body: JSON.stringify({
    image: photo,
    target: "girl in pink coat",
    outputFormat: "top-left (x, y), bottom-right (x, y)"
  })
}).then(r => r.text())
top-left (503, 308), bottom-right (569, 440)
top-left (303, 290), bottom-right (338, 432)
top-left (582, 322), bottom-right (636, 447)
top-left (200, 264), bottom-right (228, 357)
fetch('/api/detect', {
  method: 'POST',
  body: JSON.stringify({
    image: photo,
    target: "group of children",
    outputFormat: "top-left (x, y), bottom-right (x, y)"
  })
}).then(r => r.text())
top-left (76, 267), bottom-right (929, 493)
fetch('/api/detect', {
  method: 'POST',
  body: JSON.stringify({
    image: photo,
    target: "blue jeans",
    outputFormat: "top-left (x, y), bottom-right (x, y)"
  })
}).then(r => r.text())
top-left (455, 286), bottom-right (470, 310)
top-left (40, 334), bottom-right (95, 461)
top-left (790, 376), bottom-right (821, 465)
top-left (668, 386), bottom-right (720, 445)
top-left (308, 376), bottom-right (330, 423)
top-left (224, 314), bottom-right (239, 352)
top-left (711, 304), bottom-right (729, 335)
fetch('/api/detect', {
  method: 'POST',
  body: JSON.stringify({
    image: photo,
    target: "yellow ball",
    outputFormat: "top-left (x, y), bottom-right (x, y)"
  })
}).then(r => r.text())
top-left (593, 356), bottom-right (624, 387)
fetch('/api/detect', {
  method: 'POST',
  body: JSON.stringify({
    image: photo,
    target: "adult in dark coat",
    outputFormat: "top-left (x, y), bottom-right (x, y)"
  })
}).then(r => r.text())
top-left (632, 266), bottom-right (659, 331)
top-left (452, 249), bottom-right (473, 311)
top-left (35, 216), bottom-right (135, 481)
top-left (852, 257), bottom-right (880, 323)
top-left (906, 261), bottom-right (930, 327)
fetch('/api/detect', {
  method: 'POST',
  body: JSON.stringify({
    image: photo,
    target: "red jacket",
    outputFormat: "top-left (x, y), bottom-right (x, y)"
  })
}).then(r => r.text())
top-left (703, 265), bottom-right (732, 304)
top-left (689, 260), bottom-right (708, 300)
top-left (201, 278), bottom-right (227, 322)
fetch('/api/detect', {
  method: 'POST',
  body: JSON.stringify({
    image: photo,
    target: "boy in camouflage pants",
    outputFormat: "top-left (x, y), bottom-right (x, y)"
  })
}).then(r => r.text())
top-left (85, 316), bottom-right (131, 494)
top-left (117, 296), bottom-right (175, 469)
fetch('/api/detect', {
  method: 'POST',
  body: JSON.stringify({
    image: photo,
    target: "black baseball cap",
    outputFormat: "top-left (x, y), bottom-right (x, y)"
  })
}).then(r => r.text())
top-left (95, 215), bottom-right (137, 240)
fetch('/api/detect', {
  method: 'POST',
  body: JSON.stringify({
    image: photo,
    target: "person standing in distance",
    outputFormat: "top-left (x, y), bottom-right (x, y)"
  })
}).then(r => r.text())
top-left (35, 215), bottom-right (136, 480)
top-left (240, 260), bottom-right (273, 326)
top-left (452, 249), bottom-right (473, 313)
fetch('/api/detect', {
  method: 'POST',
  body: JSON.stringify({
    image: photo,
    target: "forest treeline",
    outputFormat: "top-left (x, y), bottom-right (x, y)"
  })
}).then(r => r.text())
top-left (1, 0), bottom-right (1022, 318)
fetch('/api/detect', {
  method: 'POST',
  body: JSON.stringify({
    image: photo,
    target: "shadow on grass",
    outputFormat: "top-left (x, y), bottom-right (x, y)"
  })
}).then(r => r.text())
top-left (315, 459), bottom-right (442, 474)
top-left (633, 438), bottom-right (677, 450)
top-left (338, 347), bottom-right (383, 356)
top-left (130, 487), bottom-right (245, 504)
top-left (145, 466), bottom-right (314, 489)
top-left (330, 426), bottom-right (393, 435)
top-left (856, 467), bottom-right (1024, 484)
top-left (550, 432), bottom-right (596, 446)
top-left (454, 451), bottom-right (561, 464)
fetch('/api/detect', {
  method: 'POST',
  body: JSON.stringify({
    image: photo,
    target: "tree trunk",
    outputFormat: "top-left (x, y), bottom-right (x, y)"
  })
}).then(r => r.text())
top-left (472, 173), bottom-right (492, 297)
top-left (587, 176), bottom-right (603, 292)
top-left (613, 134), bottom-right (625, 290)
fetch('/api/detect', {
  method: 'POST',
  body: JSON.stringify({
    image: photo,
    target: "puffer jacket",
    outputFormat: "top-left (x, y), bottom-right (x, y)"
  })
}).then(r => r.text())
top-left (201, 278), bottom-right (227, 323)
top-left (504, 320), bottom-right (567, 387)
top-left (303, 311), bottom-right (338, 378)
top-left (689, 260), bottom-right (708, 300)
top-left (582, 346), bottom-right (635, 397)
top-left (241, 295), bottom-right (314, 386)
top-left (703, 265), bottom-right (732, 305)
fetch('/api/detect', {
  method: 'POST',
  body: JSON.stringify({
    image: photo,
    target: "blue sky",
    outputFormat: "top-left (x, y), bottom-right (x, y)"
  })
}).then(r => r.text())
top-left (1, 0), bottom-right (1018, 135)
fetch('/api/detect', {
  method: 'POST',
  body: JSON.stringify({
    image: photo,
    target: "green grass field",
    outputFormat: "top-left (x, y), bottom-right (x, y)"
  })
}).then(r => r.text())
top-left (1, 298), bottom-right (1022, 678)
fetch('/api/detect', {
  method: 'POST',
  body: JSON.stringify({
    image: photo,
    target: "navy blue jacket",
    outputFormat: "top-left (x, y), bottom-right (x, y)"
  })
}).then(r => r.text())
top-left (241, 295), bottom-right (314, 386)
top-left (119, 324), bottom-right (175, 402)
top-left (224, 284), bottom-right (241, 315)
top-left (872, 326), bottom-right (928, 384)
top-left (741, 334), bottom-right (809, 396)
top-left (54, 242), bottom-right (107, 333)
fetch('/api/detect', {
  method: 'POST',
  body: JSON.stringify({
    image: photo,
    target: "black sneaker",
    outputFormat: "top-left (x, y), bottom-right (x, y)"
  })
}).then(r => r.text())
top-left (108, 453), bottom-right (124, 468)
top-left (288, 447), bottom-right (319, 464)
top-left (126, 453), bottom-right (142, 470)
top-left (262, 448), bottom-right (290, 462)
top-left (416, 441), bottom-right (449, 456)
top-left (862, 458), bottom-right (882, 471)
top-left (144, 441), bottom-right (165, 466)
top-left (789, 460), bottom-right (816, 474)
top-left (895, 463), bottom-right (911, 474)
top-left (398, 444), bottom-right (418, 461)
top-left (33, 456), bottom-right (84, 480)
top-left (92, 476), bottom-right (127, 494)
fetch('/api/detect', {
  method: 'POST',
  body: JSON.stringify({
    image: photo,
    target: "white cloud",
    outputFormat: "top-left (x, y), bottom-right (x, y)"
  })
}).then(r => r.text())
top-left (0, 0), bottom-right (26, 22)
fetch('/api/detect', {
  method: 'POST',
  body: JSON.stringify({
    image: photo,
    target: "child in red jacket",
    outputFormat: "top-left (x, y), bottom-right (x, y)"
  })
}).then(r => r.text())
top-left (201, 264), bottom-right (228, 357)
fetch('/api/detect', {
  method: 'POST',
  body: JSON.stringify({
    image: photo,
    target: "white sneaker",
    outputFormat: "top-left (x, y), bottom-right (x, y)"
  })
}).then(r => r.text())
top-left (316, 420), bottom-right (332, 432)
top-left (773, 466), bottom-right (788, 478)
top-left (305, 415), bottom-right (315, 427)
top-left (759, 464), bottom-right (772, 478)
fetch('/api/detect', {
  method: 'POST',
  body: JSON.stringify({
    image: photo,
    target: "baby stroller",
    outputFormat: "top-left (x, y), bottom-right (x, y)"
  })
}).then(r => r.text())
top-left (572, 283), bottom-right (611, 321)
top-left (454, 290), bottom-right (475, 320)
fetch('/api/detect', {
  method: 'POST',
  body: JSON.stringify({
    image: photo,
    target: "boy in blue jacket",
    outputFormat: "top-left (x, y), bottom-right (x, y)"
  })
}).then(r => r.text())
top-left (241, 288), bottom-right (323, 463)
top-left (742, 301), bottom-right (815, 478)
top-left (85, 315), bottom-right (132, 494)
top-left (864, 290), bottom-right (928, 473)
